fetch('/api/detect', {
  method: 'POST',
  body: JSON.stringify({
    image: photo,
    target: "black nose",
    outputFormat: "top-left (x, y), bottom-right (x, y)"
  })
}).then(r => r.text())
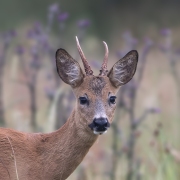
top-left (93, 118), bottom-right (109, 130)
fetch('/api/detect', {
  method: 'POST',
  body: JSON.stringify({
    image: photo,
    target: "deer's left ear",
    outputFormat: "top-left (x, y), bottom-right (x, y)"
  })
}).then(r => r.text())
top-left (56, 48), bottom-right (84, 88)
top-left (108, 50), bottom-right (138, 87)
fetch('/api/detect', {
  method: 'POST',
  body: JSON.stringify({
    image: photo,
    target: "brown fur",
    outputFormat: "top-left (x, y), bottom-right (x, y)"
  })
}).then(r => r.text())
top-left (89, 76), bottom-right (106, 95)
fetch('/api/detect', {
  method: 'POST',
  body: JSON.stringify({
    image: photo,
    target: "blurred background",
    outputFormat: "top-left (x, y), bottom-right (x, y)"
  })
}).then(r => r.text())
top-left (0, 0), bottom-right (180, 179)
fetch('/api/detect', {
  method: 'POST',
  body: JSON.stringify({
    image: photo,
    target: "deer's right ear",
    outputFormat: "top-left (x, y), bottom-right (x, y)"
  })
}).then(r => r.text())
top-left (108, 50), bottom-right (138, 88)
top-left (56, 49), bottom-right (84, 87)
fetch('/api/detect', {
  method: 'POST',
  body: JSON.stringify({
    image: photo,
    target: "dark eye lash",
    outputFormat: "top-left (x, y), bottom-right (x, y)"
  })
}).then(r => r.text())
top-left (109, 96), bottom-right (116, 104)
top-left (79, 97), bottom-right (88, 105)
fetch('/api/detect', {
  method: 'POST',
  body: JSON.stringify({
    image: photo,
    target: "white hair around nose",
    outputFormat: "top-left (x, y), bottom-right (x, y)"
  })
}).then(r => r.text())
top-left (93, 100), bottom-right (107, 119)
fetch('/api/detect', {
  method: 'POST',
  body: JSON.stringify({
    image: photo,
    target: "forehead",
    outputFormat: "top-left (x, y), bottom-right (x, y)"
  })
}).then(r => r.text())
top-left (89, 76), bottom-right (106, 95)
top-left (74, 76), bottom-right (117, 96)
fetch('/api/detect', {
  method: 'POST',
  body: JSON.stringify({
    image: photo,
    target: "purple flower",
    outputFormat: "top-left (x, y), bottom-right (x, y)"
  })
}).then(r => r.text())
top-left (123, 31), bottom-right (138, 44)
top-left (122, 31), bottom-right (138, 50)
top-left (27, 22), bottom-right (45, 42)
top-left (67, 92), bottom-right (75, 102)
top-left (160, 28), bottom-right (171, 36)
top-left (140, 37), bottom-right (153, 58)
top-left (44, 87), bottom-right (55, 100)
top-left (31, 46), bottom-right (38, 54)
top-left (159, 44), bottom-right (169, 52)
top-left (2, 30), bottom-right (16, 39)
top-left (58, 12), bottom-right (69, 22)
top-left (42, 40), bottom-right (50, 51)
top-left (116, 51), bottom-right (124, 58)
top-left (9, 30), bottom-right (17, 38)
top-left (77, 19), bottom-right (91, 29)
top-left (148, 107), bottom-right (161, 114)
top-left (2, 30), bottom-right (16, 46)
top-left (46, 73), bottom-right (53, 80)
top-left (144, 37), bottom-right (153, 47)
top-left (124, 79), bottom-right (137, 99)
top-left (90, 60), bottom-right (101, 69)
top-left (27, 29), bottom-right (35, 38)
top-left (47, 3), bottom-right (59, 29)
top-left (34, 22), bottom-right (42, 34)
top-left (30, 47), bottom-right (40, 69)
top-left (49, 3), bottom-right (59, 14)
top-left (16, 45), bottom-right (25, 55)
top-left (30, 58), bottom-right (41, 69)
top-left (174, 48), bottom-right (180, 55)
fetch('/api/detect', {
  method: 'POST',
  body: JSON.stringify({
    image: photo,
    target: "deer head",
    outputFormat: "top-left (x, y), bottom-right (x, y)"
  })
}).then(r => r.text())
top-left (56, 37), bottom-right (138, 135)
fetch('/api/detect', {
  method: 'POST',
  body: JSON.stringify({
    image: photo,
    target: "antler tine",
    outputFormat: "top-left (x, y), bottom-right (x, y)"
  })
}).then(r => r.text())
top-left (99, 41), bottom-right (109, 76)
top-left (75, 36), bottom-right (93, 76)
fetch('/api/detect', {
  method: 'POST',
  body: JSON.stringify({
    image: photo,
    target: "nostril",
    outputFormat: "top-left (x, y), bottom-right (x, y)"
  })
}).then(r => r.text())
top-left (93, 119), bottom-right (99, 126)
top-left (94, 118), bottom-right (108, 127)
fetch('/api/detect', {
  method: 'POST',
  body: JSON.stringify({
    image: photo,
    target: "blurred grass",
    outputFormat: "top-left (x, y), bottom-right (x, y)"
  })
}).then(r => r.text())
top-left (1, 0), bottom-right (180, 41)
top-left (0, 1), bottom-right (180, 179)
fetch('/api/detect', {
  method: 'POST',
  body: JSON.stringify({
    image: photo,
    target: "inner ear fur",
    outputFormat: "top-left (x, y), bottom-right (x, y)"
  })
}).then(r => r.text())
top-left (56, 48), bottom-right (84, 87)
top-left (108, 50), bottom-right (138, 87)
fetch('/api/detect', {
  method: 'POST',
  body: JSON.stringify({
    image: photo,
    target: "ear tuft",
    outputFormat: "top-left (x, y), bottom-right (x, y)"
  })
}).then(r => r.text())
top-left (56, 49), bottom-right (84, 87)
top-left (108, 50), bottom-right (138, 87)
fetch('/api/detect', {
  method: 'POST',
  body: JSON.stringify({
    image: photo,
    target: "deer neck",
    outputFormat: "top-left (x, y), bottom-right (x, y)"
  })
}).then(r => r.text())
top-left (40, 109), bottom-right (98, 179)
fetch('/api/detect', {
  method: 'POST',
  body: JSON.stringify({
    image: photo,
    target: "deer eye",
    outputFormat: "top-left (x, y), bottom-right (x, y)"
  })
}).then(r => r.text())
top-left (109, 96), bottom-right (116, 104)
top-left (79, 97), bottom-right (88, 105)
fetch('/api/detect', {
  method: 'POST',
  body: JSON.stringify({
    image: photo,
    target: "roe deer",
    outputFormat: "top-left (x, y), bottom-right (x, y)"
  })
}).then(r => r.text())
top-left (0, 37), bottom-right (138, 180)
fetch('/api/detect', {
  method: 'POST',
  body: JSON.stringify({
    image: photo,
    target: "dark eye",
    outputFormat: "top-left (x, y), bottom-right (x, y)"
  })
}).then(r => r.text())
top-left (79, 97), bottom-right (88, 105)
top-left (109, 96), bottom-right (116, 104)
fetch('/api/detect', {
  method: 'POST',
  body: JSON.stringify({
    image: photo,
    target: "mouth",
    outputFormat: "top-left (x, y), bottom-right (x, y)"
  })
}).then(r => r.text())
top-left (93, 129), bottom-right (108, 135)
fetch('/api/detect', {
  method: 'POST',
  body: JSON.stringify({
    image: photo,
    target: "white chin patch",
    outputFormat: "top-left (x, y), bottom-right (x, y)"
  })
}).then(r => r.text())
top-left (93, 130), bottom-right (107, 135)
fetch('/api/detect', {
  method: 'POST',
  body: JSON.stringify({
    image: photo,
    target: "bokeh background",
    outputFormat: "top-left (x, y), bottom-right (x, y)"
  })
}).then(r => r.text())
top-left (0, 0), bottom-right (180, 179)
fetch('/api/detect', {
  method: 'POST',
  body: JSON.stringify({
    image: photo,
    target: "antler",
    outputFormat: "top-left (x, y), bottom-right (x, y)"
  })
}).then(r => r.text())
top-left (99, 41), bottom-right (109, 76)
top-left (76, 36), bottom-right (93, 76)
